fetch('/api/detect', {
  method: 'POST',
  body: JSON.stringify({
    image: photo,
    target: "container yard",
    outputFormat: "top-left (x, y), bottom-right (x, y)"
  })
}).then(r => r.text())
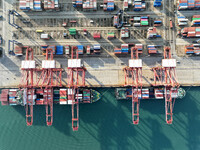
top-left (0, 0), bottom-right (200, 135)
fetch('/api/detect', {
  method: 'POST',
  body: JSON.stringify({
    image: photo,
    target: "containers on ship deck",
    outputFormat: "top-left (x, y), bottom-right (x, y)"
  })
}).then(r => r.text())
top-left (0, 89), bottom-right (9, 105)
top-left (154, 88), bottom-right (164, 99)
top-left (59, 89), bottom-right (67, 105)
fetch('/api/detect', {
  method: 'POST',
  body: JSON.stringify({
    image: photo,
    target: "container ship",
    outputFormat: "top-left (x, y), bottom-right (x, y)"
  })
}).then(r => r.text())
top-left (0, 88), bottom-right (101, 106)
top-left (115, 87), bottom-right (186, 100)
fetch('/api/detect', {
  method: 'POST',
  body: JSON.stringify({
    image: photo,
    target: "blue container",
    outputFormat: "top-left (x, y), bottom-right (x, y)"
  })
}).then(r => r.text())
top-left (77, 45), bottom-right (84, 50)
top-left (56, 45), bottom-right (64, 55)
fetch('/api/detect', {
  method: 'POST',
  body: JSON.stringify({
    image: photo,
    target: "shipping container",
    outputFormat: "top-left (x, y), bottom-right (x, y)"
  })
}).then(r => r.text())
top-left (41, 34), bottom-right (50, 40)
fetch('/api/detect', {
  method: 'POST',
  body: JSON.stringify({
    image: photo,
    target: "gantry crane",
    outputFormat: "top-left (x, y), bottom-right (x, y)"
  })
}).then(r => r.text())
top-left (20, 47), bottom-right (38, 126)
top-left (37, 48), bottom-right (62, 126)
top-left (124, 47), bottom-right (142, 124)
top-left (20, 47), bottom-right (62, 126)
top-left (152, 47), bottom-right (179, 124)
top-left (67, 46), bottom-right (86, 131)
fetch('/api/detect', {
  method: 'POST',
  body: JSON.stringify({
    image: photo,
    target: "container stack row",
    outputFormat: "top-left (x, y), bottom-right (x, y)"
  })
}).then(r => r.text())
top-left (178, 0), bottom-right (200, 10)
top-left (132, 16), bottom-right (149, 27)
top-left (35, 89), bottom-right (45, 105)
top-left (185, 44), bottom-right (200, 55)
top-left (107, 32), bottom-right (115, 39)
top-left (121, 27), bottom-right (129, 38)
top-left (114, 44), bottom-right (143, 54)
top-left (123, 0), bottom-right (132, 10)
top-left (181, 27), bottom-right (200, 37)
top-left (133, 0), bottom-right (146, 11)
top-left (93, 32), bottom-right (101, 39)
top-left (82, 0), bottom-right (97, 11)
top-left (147, 45), bottom-right (158, 54)
top-left (72, 0), bottom-right (83, 8)
top-left (153, 20), bottom-right (162, 27)
top-left (192, 15), bottom-right (200, 26)
top-left (59, 89), bottom-right (67, 105)
top-left (53, 89), bottom-right (60, 104)
top-left (135, 44), bottom-right (143, 53)
top-left (19, 0), bottom-right (42, 11)
top-left (0, 89), bottom-right (9, 105)
top-left (147, 27), bottom-right (161, 39)
top-left (86, 45), bottom-right (101, 54)
top-left (20, 0), bottom-right (58, 11)
top-left (103, 0), bottom-right (115, 11)
top-left (44, 0), bottom-right (59, 10)
top-left (178, 16), bottom-right (188, 26)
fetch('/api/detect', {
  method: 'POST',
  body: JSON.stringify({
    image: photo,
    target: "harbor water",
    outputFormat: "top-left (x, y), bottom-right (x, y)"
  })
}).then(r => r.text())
top-left (0, 87), bottom-right (200, 150)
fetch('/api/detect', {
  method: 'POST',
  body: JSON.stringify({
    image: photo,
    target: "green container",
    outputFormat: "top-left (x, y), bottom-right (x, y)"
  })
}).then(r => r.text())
top-left (54, 91), bottom-right (60, 94)
top-left (53, 99), bottom-right (60, 102)
top-left (192, 18), bottom-right (200, 21)
top-left (60, 96), bottom-right (67, 99)
top-left (141, 21), bottom-right (148, 25)
top-left (69, 28), bottom-right (77, 35)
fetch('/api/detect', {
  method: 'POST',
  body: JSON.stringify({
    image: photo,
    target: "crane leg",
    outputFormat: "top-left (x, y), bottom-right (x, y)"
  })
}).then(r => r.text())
top-left (26, 104), bottom-right (33, 126)
top-left (45, 89), bottom-right (53, 126)
top-left (165, 87), bottom-right (173, 124)
top-left (132, 88), bottom-right (139, 125)
top-left (26, 89), bottom-right (34, 126)
top-left (72, 89), bottom-right (79, 131)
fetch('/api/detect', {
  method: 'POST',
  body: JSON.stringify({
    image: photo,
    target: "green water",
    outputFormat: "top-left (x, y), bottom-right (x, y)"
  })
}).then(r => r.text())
top-left (0, 87), bottom-right (200, 150)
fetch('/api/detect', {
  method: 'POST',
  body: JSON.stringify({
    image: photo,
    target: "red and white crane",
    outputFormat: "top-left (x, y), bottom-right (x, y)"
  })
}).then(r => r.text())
top-left (67, 46), bottom-right (86, 131)
top-left (20, 47), bottom-right (37, 126)
top-left (37, 48), bottom-right (62, 126)
top-left (20, 47), bottom-right (62, 126)
top-left (152, 47), bottom-right (179, 124)
top-left (124, 47), bottom-right (142, 124)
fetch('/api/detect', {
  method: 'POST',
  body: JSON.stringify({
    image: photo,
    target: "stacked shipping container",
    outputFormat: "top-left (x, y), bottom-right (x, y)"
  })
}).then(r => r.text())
top-left (107, 32), bottom-right (115, 39)
top-left (147, 45), bottom-right (158, 54)
top-left (121, 27), bottom-right (129, 38)
top-left (44, 0), bottom-right (59, 10)
top-left (181, 27), bottom-right (200, 37)
top-left (153, 20), bottom-right (162, 27)
top-left (147, 27), bottom-right (161, 39)
top-left (59, 89), bottom-right (67, 105)
top-left (19, 0), bottom-right (43, 11)
top-left (103, 0), bottom-right (115, 11)
top-left (185, 44), bottom-right (200, 54)
top-left (192, 15), bottom-right (200, 26)
top-left (82, 0), bottom-right (97, 11)
top-left (178, 0), bottom-right (200, 10)
top-left (178, 16), bottom-right (188, 26)
top-left (133, 0), bottom-right (146, 11)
